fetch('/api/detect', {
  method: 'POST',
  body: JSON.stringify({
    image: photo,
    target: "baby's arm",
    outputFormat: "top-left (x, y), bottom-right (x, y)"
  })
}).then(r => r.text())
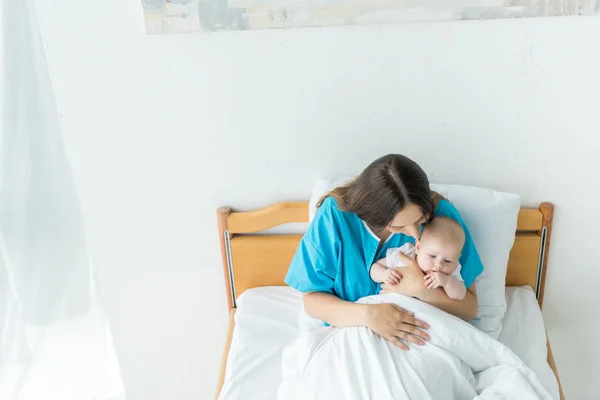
top-left (370, 259), bottom-right (389, 283)
top-left (424, 272), bottom-right (467, 300)
top-left (442, 276), bottom-right (467, 300)
top-left (370, 258), bottom-right (402, 285)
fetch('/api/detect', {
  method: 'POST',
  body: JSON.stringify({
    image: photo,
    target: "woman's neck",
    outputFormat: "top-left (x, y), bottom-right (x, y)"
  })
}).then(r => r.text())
top-left (371, 225), bottom-right (391, 241)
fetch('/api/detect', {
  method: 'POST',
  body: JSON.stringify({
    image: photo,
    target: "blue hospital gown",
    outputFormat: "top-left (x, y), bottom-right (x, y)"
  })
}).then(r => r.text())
top-left (284, 196), bottom-right (483, 302)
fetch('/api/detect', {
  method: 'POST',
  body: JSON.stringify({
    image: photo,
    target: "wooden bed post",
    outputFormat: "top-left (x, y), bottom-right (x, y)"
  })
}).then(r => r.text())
top-left (217, 206), bottom-right (234, 311)
top-left (537, 202), bottom-right (554, 309)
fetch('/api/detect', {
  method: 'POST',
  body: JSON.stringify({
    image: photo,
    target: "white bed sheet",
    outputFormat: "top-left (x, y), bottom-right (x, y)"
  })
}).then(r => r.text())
top-left (218, 286), bottom-right (560, 400)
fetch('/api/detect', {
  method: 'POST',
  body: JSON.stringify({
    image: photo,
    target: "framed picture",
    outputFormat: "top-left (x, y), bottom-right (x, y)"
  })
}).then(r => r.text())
top-left (141, 0), bottom-right (597, 34)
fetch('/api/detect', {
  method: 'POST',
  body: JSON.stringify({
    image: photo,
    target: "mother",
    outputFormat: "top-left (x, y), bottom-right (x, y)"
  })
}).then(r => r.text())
top-left (284, 154), bottom-right (484, 350)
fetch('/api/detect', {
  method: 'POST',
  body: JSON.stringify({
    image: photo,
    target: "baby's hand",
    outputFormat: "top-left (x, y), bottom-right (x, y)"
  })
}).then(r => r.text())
top-left (383, 268), bottom-right (402, 285)
top-left (424, 271), bottom-right (448, 290)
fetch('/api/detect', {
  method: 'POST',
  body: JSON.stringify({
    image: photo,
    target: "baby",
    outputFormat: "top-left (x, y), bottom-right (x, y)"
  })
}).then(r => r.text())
top-left (370, 216), bottom-right (467, 300)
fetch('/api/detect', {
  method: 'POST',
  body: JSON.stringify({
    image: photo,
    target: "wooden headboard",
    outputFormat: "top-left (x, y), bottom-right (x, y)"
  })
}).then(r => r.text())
top-left (216, 202), bottom-right (554, 311)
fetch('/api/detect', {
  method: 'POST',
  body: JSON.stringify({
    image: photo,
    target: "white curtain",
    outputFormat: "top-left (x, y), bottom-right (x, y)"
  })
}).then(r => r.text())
top-left (0, 0), bottom-right (125, 398)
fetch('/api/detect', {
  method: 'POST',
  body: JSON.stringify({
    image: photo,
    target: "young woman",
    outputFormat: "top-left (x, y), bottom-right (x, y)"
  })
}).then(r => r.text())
top-left (285, 154), bottom-right (484, 350)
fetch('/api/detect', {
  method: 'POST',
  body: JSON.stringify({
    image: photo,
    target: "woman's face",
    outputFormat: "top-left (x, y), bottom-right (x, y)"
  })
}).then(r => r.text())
top-left (387, 203), bottom-right (428, 239)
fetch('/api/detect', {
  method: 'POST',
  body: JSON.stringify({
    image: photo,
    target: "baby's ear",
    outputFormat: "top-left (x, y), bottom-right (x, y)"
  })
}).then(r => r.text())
top-left (415, 241), bottom-right (420, 253)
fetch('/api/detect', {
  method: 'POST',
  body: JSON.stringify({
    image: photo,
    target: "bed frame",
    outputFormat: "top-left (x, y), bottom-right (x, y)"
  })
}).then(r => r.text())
top-left (214, 201), bottom-right (564, 400)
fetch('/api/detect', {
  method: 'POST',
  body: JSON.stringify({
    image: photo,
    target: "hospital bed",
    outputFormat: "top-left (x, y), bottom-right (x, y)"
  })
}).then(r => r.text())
top-left (214, 200), bottom-right (564, 400)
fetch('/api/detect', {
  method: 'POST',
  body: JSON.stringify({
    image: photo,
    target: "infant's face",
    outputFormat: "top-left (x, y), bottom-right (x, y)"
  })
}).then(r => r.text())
top-left (416, 237), bottom-right (461, 275)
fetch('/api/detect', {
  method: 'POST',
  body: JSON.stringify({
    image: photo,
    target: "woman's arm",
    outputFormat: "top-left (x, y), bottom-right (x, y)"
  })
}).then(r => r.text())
top-left (303, 291), bottom-right (431, 350)
top-left (304, 291), bottom-right (370, 327)
top-left (420, 284), bottom-right (477, 321)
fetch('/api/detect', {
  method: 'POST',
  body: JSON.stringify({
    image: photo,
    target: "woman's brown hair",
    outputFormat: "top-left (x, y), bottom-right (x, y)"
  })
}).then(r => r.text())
top-left (317, 154), bottom-right (434, 230)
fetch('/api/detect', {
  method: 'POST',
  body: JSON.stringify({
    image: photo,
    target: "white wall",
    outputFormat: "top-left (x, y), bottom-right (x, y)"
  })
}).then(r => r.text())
top-left (33, 1), bottom-right (599, 399)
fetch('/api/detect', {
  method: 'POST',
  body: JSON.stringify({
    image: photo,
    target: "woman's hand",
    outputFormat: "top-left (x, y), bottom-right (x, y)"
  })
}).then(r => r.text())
top-left (365, 303), bottom-right (430, 350)
top-left (380, 252), bottom-right (427, 299)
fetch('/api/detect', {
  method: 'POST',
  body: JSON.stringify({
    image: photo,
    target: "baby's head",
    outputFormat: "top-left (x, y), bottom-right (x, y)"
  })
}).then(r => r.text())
top-left (416, 217), bottom-right (465, 275)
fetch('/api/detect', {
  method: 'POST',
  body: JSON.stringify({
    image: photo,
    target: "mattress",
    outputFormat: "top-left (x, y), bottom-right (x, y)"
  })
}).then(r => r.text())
top-left (218, 286), bottom-right (560, 400)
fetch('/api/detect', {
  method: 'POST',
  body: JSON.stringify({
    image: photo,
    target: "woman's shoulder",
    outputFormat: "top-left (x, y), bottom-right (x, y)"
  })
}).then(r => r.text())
top-left (432, 192), bottom-right (463, 220)
top-left (434, 198), bottom-right (461, 218)
top-left (310, 196), bottom-right (360, 240)
top-left (314, 195), bottom-right (341, 219)
top-left (309, 196), bottom-right (342, 236)
top-left (434, 199), bottom-right (470, 230)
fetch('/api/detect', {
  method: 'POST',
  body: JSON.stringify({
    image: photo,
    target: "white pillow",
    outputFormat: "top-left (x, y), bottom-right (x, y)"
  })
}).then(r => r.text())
top-left (307, 176), bottom-right (521, 339)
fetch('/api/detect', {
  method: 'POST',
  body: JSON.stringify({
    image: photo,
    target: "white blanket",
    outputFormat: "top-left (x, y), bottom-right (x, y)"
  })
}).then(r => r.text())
top-left (277, 294), bottom-right (551, 400)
